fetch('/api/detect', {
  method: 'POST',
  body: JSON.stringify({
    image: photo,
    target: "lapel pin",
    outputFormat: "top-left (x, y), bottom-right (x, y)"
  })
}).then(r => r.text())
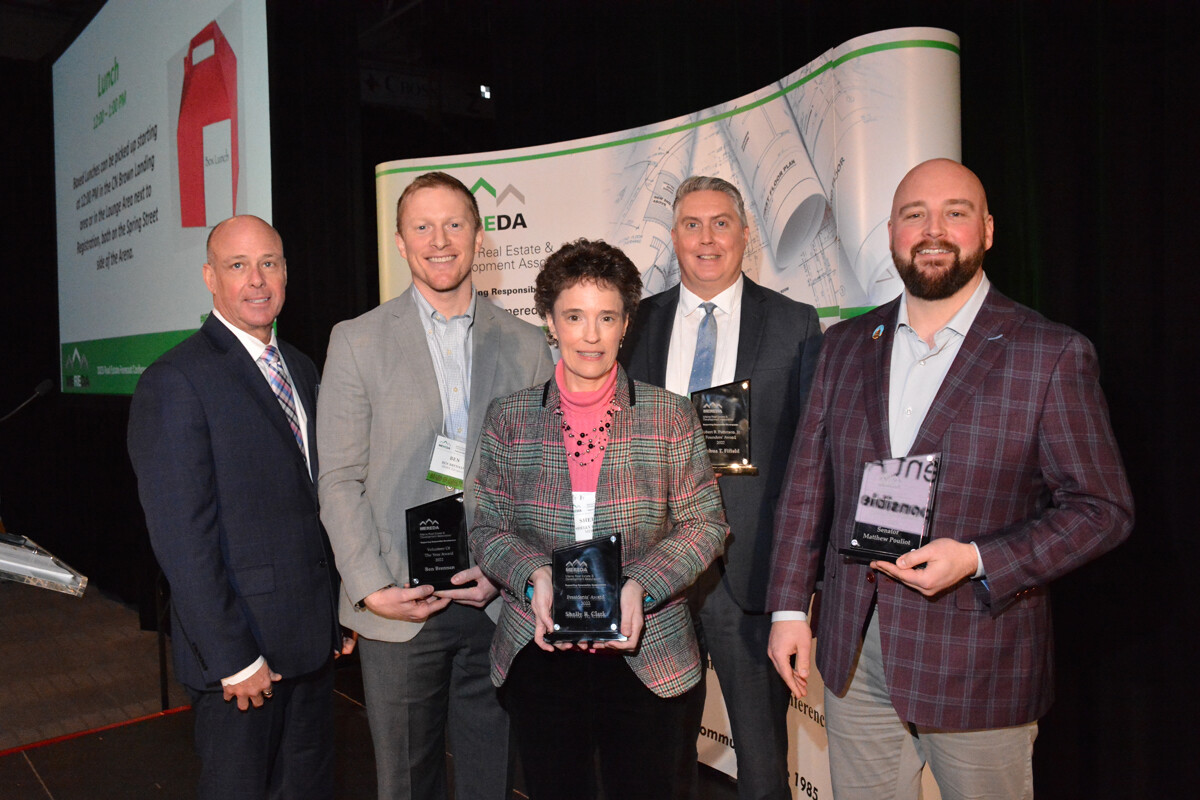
top-left (872, 325), bottom-right (884, 340)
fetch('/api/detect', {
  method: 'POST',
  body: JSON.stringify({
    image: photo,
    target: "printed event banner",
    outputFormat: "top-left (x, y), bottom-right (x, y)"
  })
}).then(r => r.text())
top-left (375, 26), bottom-right (959, 799)
top-left (377, 27), bottom-right (960, 323)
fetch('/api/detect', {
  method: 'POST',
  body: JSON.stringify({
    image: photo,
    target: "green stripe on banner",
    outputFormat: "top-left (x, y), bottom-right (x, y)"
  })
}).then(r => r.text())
top-left (61, 329), bottom-right (197, 395)
top-left (375, 39), bottom-right (960, 177)
top-left (839, 307), bottom-right (877, 319)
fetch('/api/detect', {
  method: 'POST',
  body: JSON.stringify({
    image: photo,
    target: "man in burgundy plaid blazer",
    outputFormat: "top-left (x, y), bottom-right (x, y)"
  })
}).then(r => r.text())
top-left (767, 159), bottom-right (1133, 798)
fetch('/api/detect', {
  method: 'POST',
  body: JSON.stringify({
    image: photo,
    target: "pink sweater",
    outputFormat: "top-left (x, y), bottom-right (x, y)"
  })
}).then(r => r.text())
top-left (557, 360), bottom-right (617, 492)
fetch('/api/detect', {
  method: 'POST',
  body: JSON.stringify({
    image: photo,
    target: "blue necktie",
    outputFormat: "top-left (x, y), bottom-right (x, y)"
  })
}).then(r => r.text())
top-left (260, 345), bottom-right (304, 451)
top-left (688, 302), bottom-right (717, 394)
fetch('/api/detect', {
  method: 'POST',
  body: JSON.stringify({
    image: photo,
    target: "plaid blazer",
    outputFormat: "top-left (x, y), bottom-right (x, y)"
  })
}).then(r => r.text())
top-left (768, 287), bottom-right (1133, 729)
top-left (470, 366), bottom-right (728, 698)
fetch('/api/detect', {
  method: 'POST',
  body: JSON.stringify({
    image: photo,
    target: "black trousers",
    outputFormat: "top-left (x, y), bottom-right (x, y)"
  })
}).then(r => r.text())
top-left (188, 659), bottom-right (334, 800)
top-left (501, 643), bottom-right (700, 800)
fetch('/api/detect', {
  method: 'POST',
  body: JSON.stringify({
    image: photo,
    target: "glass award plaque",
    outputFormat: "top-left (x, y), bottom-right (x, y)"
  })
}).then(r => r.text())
top-left (840, 453), bottom-right (940, 563)
top-left (406, 493), bottom-right (474, 591)
top-left (691, 379), bottom-right (756, 475)
top-left (543, 533), bottom-right (626, 644)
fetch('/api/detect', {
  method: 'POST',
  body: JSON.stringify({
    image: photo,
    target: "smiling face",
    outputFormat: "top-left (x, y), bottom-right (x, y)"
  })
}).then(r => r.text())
top-left (888, 159), bottom-right (994, 301)
top-left (202, 216), bottom-right (287, 343)
top-left (546, 279), bottom-right (629, 393)
top-left (671, 189), bottom-right (749, 300)
top-left (395, 185), bottom-right (483, 313)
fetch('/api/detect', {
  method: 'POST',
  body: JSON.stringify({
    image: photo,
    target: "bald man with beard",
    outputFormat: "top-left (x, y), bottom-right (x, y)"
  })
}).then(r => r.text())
top-left (767, 160), bottom-right (1133, 799)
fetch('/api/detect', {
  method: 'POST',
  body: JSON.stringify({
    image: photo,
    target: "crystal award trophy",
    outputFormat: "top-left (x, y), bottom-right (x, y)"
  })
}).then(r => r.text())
top-left (691, 379), bottom-right (756, 475)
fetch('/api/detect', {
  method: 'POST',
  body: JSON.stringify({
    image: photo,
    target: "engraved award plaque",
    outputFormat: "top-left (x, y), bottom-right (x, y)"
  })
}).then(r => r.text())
top-left (406, 493), bottom-right (474, 591)
top-left (840, 453), bottom-right (940, 563)
top-left (691, 379), bottom-right (756, 475)
top-left (543, 533), bottom-right (625, 643)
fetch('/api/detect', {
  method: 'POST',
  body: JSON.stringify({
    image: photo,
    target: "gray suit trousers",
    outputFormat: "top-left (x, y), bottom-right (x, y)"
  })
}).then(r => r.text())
top-left (358, 603), bottom-right (512, 799)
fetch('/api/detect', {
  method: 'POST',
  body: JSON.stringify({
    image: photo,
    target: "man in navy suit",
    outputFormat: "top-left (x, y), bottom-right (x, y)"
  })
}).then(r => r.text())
top-left (620, 176), bottom-right (822, 799)
top-left (129, 215), bottom-right (340, 799)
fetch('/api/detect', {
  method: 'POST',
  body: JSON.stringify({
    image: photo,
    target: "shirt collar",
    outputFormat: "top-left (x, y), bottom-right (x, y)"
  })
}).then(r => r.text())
top-left (678, 274), bottom-right (743, 317)
top-left (211, 307), bottom-right (278, 361)
top-left (896, 271), bottom-right (991, 338)
top-left (412, 284), bottom-right (477, 324)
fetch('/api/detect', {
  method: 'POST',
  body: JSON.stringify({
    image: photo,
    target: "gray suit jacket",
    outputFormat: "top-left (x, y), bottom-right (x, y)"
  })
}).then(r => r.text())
top-left (619, 276), bottom-right (822, 611)
top-left (317, 286), bottom-right (554, 642)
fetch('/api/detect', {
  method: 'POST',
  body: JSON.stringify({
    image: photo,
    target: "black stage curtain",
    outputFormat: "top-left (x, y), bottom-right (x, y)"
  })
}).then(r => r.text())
top-left (1, 2), bottom-right (1193, 795)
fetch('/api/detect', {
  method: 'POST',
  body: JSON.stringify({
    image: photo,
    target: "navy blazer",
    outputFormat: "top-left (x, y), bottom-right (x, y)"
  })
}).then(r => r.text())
top-left (128, 316), bottom-right (339, 690)
top-left (619, 276), bottom-right (822, 611)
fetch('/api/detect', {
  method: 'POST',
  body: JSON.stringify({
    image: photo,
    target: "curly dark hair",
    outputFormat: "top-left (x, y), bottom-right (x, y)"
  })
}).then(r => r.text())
top-left (534, 239), bottom-right (642, 320)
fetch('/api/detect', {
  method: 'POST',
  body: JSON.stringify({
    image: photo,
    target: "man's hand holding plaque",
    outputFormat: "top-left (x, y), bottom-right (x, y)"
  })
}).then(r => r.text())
top-left (840, 453), bottom-right (940, 563)
top-left (406, 493), bottom-right (476, 591)
top-left (690, 379), bottom-right (756, 475)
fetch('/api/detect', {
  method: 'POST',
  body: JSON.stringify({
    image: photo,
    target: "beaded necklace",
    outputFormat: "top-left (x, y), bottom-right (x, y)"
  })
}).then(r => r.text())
top-left (560, 405), bottom-right (616, 467)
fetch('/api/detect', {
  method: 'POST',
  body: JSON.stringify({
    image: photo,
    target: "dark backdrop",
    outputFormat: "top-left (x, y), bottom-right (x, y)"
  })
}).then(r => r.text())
top-left (1, 2), bottom-right (1194, 796)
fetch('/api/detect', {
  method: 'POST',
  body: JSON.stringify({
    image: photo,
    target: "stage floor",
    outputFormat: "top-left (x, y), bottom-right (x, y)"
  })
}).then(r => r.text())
top-left (0, 581), bottom-right (738, 798)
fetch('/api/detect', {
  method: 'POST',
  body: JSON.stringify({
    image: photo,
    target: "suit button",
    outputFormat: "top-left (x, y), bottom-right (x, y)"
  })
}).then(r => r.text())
top-left (318, 559), bottom-right (328, 568)
top-left (866, 572), bottom-right (876, 584)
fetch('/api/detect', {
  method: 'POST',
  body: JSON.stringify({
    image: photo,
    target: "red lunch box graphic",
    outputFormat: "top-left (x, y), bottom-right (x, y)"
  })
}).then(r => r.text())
top-left (177, 21), bottom-right (238, 228)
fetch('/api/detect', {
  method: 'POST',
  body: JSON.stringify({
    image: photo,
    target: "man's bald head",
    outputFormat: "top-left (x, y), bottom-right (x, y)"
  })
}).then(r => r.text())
top-left (206, 215), bottom-right (283, 265)
top-left (888, 159), bottom-right (993, 301)
top-left (891, 158), bottom-right (990, 222)
top-left (203, 215), bottom-right (288, 343)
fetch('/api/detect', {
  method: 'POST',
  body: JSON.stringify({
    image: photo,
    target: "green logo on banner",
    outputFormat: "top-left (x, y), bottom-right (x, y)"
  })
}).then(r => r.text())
top-left (60, 328), bottom-right (197, 396)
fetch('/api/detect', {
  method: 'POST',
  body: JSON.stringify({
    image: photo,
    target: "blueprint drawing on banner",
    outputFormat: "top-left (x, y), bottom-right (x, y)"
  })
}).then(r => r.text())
top-left (376, 27), bottom-right (960, 320)
top-left (599, 27), bottom-right (960, 313)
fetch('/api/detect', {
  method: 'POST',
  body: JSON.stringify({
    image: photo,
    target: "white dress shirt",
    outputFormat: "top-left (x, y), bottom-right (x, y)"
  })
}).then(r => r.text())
top-left (665, 276), bottom-right (744, 397)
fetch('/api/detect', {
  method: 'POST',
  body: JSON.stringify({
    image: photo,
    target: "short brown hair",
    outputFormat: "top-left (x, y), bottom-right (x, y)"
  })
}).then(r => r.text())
top-left (395, 171), bottom-right (481, 233)
top-left (535, 239), bottom-right (642, 320)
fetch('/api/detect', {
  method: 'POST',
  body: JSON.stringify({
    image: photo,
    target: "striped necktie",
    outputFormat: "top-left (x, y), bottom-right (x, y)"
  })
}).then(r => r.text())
top-left (260, 345), bottom-right (304, 451)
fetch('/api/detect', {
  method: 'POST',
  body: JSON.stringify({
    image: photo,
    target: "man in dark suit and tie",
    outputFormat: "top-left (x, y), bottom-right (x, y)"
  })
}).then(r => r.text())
top-left (767, 159), bottom-right (1134, 798)
top-left (128, 215), bottom-right (340, 799)
top-left (620, 175), bottom-right (822, 799)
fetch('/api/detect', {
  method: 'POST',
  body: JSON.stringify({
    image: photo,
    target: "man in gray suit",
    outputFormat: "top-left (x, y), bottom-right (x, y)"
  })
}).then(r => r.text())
top-left (318, 172), bottom-right (553, 799)
top-left (620, 176), bottom-right (822, 799)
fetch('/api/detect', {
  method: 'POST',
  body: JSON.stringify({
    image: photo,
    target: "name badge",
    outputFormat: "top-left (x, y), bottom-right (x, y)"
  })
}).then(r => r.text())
top-left (426, 435), bottom-right (467, 490)
top-left (572, 491), bottom-right (597, 542)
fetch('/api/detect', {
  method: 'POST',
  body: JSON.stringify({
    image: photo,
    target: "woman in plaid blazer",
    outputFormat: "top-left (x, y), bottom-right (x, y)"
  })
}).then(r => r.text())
top-left (470, 239), bottom-right (728, 799)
